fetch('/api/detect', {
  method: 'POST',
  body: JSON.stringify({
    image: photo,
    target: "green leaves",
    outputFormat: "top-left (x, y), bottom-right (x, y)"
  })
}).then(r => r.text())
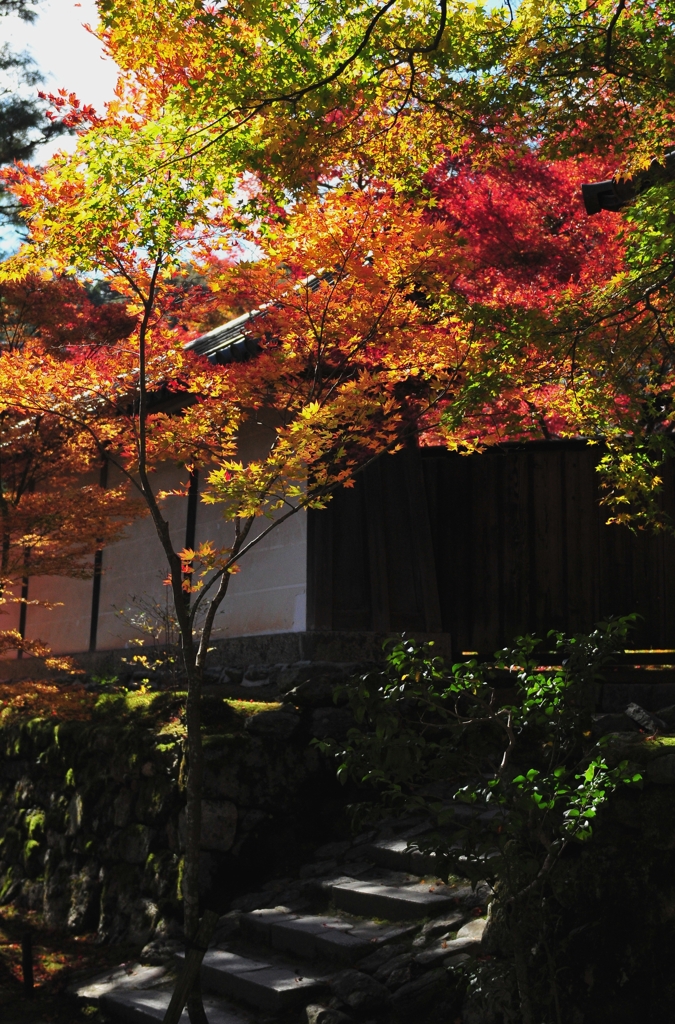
top-left (324, 617), bottom-right (642, 906)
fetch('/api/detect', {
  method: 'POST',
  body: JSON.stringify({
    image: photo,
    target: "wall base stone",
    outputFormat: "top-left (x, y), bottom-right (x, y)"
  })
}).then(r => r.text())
top-left (0, 630), bottom-right (452, 682)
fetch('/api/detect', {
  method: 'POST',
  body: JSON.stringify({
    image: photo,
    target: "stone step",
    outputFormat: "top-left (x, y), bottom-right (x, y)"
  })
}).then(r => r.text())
top-left (69, 963), bottom-right (172, 1002)
top-left (365, 838), bottom-right (440, 876)
top-left (176, 948), bottom-right (328, 1013)
top-left (331, 879), bottom-right (456, 921)
top-left (241, 908), bottom-right (416, 963)
top-left (100, 989), bottom-right (249, 1024)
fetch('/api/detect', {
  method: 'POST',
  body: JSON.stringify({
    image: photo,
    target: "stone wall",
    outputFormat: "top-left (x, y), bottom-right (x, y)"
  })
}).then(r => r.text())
top-left (0, 661), bottom-right (358, 949)
top-left (0, 630), bottom-right (453, 683)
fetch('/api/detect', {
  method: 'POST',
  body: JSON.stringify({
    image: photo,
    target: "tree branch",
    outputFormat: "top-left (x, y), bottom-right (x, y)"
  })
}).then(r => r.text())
top-left (604, 0), bottom-right (626, 73)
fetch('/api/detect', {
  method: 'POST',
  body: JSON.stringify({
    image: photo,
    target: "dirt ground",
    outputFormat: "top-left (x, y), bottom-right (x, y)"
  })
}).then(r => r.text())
top-left (0, 904), bottom-right (142, 1024)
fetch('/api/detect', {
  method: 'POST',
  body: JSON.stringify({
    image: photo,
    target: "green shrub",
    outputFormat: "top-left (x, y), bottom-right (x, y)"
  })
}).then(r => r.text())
top-left (322, 618), bottom-right (642, 1024)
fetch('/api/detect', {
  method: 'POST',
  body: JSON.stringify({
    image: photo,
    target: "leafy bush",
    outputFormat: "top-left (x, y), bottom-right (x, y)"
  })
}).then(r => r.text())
top-left (322, 618), bottom-right (642, 1024)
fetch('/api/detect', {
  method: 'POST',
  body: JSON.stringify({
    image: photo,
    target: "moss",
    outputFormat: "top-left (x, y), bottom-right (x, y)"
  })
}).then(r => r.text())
top-left (0, 677), bottom-right (297, 906)
top-left (23, 838), bottom-right (41, 871)
top-left (122, 692), bottom-right (163, 715)
top-left (156, 741), bottom-right (180, 754)
top-left (0, 866), bottom-right (15, 901)
top-left (26, 810), bottom-right (45, 840)
top-left (225, 699), bottom-right (281, 716)
top-left (202, 734), bottom-right (234, 750)
top-left (176, 856), bottom-right (185, 902)
top-left (0, 826), bottom-right (21, 862)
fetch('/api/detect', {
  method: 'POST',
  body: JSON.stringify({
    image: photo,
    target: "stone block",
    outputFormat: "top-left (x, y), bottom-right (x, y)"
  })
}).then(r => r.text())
top-left (455, 917), bottom-right (486, 941)
top-left (22, 880), bottom-right (44, 911)
top-left (201, 800), bottom-right (237, 852)
top-left (625, 703), bottom-right (667, 734)
top-left (646, 753), bottom-right (675, 784)
top-left (176, 948), bottom-right (327, 1013)
top-left (139, 937), bottom-right (184, 965)
top-left (414, 936), bottom-right (481, 966)
top-left (43, 859), bottom-right (73, 929)
top-left (245, 710), bottom-right (300, 740)
top-left (114, 788), bottom-right (133, 828)
top-left (135, 778), bottom-right (172, 825)
top-left (219, 666), bottom-right (244, 685)
top-left (68, 862), bottom-right (100, 932)
top-left (69, 962), bottom-right (170, 1001)
top-left (120, 825), bottom-right (155, 865)
top-left (332, 880), bottom-right (456, 921)
top-left (417, 911), bottom-right (466, 944)
top-left (66, 792), bottom-right (84, 835)
top-left (356, 943), bottom-right (410, 974)
top-left (366, 838), bottom-right (440, 876)
top-left (330, 969), bottom-right (391, 1015)
top-left (373, 952), bottom-right (414, 990)
top-left (311, 707), bottom-right (354, 740)
top-left (306, 1005), bottom-right (354, 1024)
top-left (391, 968), bottom-right (448, 1019)
top-left (100, 989), bottom-right (248, 1023)
top-left (128, 897), bottom-right (160, 945)
top-left (282, 677), bottom-right (347, 709)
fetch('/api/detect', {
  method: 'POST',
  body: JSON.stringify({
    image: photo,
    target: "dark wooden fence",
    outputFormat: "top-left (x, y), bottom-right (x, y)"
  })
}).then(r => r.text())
top-left (307, 441), bottom-right (675, 656)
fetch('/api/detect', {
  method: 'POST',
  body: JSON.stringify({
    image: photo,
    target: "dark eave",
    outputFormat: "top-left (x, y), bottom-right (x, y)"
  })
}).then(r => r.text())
top-left (184, 310), bottom-right (262, 365)
top-left (582, 148), bottom-right (675, 215)
top-left (184, 274), bottom-right (327, 365)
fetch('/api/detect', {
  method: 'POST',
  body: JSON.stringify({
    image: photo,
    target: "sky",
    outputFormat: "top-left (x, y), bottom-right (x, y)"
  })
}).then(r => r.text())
top-left (3, 0), bottom-right (119, 160)
top-left (1, 0), bottom-right (120, 251)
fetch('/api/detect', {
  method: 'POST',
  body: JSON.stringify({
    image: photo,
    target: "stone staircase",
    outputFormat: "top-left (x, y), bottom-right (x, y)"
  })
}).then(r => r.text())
top-left (72, 822), bottom-right (489, 1024)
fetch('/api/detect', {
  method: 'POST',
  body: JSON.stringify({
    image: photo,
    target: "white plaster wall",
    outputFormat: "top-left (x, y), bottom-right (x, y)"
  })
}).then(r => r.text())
top-left (194, 497), bottom-right (307, 640)
top-left (24, 573), bottom-right (94, 654)
top-left (18, 413), bottom-right (309, 653)
top-left (194, 413), bottom-right (307, 639)
top-left (0, 582), bottom-right (26, 659)
top-left (94, 463), bottom-right (188, 651)
top-left (17, 464), bottom-right (185, 655)
top-left (21, 466), bottom-right (101, 655)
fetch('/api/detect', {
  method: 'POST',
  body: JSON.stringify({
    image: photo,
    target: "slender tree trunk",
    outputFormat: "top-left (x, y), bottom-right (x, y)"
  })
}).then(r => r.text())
top-left (182, 651), bottom-right (203, 945)
top-left (180, 563), bottom-right (236, 1024)
top-left (187, 979), bottom-right (209, 1024)
top-left (16, 566), bottom-right (28, 656)
top-left (160, 640), bottom-right (209, 1024)
top-left (129, 259), bottom-right (214, 1024)
top-left (183, 648), bottom-right (208, 1024)
top-left (511, 921), bottom-right (536, 1024)
top-left (162, 909), bottom-right (219, 1024)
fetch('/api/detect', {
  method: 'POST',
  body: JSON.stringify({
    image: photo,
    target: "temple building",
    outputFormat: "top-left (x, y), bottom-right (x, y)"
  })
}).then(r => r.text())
top-left (5, 311), bottom-right (675, 665)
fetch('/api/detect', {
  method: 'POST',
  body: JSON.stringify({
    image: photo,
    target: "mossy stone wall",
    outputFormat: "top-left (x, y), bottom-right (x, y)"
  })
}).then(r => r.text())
top-left (0, 690), bottom-right (341, 946)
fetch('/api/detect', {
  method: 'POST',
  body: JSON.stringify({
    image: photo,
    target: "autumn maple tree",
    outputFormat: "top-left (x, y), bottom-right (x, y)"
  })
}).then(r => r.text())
top-left (0, 70), bottom-right (647, 1024)
top-left (1, 2), bottom-right (673, 1022)
top-left (0, 275), bottom-right (141, 658)
top-left (0, 122), bottom-right (492, 1021)
top-left (92, 0), bottom-right (675, 196)
top-left (92, 0), bottom-right (675, 524)
top-left (0, 272), bottom-right (136, 353)
top-left (0, 406), bottom-right (142, 658)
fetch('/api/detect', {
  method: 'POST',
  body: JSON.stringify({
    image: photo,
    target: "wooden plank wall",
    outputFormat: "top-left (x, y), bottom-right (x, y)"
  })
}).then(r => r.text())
top-left (306, 441), bottom-right (675, 654)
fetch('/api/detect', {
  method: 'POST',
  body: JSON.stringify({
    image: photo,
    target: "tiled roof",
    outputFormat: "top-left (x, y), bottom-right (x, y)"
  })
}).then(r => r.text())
top-left (183, 309), bottom-right (262, 365)
top-left (184, 274), bottom-right (326, 364)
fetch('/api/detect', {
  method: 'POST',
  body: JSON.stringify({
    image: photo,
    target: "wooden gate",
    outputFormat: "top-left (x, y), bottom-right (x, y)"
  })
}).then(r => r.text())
top-left (307, 441), bottom-right (675, 655)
